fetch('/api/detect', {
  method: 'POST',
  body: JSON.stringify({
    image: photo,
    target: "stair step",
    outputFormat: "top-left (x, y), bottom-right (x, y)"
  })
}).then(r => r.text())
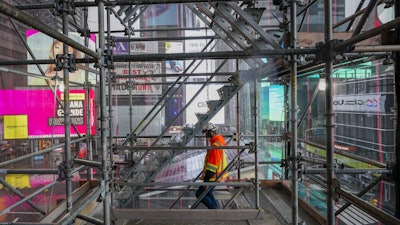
top-left (182, 126), bottom-right (194, 136)
top-left (207, 100), bottom-right (224, 110)
top-left (217, 85), bottom-right (238, 99)
top-left (241, 8), bottom-right (265, 23)
top-left (195, 113), bottom-right (209, 121)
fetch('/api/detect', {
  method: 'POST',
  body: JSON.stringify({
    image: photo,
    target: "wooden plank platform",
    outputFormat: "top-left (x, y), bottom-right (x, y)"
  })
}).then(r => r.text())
top-left (112, 208), bottom-right (265, 221)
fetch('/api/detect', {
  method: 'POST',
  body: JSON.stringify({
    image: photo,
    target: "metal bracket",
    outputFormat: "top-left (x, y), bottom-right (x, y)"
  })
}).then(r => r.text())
top-left (106, 36), bottom-right (116, 48)
top-left (125, 80), bottom-right (136, 90)
top-left (278, 76), bottom-right (289, 86)
top-left (68, 54), bottom-right (77, 72)
top-left (247, 142), bottom-right (256, 154)
top-left (129, 133), bottom-right (138, 143)
top-left (125, 27), bottom-right (135, 36)
top-left (77, 28), bottom-right (91, 38)
top-left (235, 159), bottom-right (245, 169)
top-left (83, 81), bottom-right (92, 89)
top-left (332, 178), bottom-right (340, 201)
top-left (55, 54), bottom-right (77, 72)
top-left (53, 0), bottom-right (76, 17)
top-left (315, 39), bottom-right (344, 63)
top-left (298, 162), bottom-right (305, 181)
top-left (108, 72), bottom-right (117, 83)
top-left (57, 161), bottom-right (67, 182)
top-left (103, 49), bottom-right (114, 69)
top-left (281, 131), bottom-right (291, 141)
top-left (249, 178), bottom-right (256, 190)
top-left (55, 54), bottom-right (63, 71)
top-left (280, 158), bottom-right (288, 168)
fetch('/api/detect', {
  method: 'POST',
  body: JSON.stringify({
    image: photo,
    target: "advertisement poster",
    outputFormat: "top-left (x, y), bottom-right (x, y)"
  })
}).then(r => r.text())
top-left (333, 94), bottom-right (383, 113)
top-left (114, 39), bottom-right (158, 55)
top-left (0, 90), bottom-right (95, 138)
top-left (26, 30), bottom-right (97, 86)
top-left (113, 62), bottom-right (162, 95)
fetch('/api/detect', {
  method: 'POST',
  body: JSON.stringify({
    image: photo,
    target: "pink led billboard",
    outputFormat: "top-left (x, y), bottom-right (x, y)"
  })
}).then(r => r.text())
top-left (0, 90), bottom-right (95, 138)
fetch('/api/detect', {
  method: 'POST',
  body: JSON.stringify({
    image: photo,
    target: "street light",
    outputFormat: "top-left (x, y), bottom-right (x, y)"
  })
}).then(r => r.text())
top-left (319, 77), bottom-right (326, 91)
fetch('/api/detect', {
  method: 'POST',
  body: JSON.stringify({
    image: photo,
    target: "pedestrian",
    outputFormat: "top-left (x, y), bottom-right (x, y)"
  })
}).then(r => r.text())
top-left (196, 123), bottom-right (228, 209)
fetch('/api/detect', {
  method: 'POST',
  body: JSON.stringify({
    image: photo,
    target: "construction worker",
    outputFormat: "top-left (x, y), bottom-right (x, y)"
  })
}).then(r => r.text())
top-left (196, 123), bottom-right (228, 209)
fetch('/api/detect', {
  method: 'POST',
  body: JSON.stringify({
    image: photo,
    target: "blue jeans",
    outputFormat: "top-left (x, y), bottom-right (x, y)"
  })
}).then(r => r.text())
top-left (196, 185), bottom-right (219, 209)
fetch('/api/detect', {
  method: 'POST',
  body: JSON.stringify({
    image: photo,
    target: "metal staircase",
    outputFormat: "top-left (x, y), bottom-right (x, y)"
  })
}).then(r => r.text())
top-left (111, 2), bottom-right (148, 33)
top-left (113, 2), bottom-right (281, 208)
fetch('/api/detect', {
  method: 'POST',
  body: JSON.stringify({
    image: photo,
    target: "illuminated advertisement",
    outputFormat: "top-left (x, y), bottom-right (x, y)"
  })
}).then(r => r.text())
top-left (0, 90), bottom-right (95, 138)
top-left (269, 85), bottom-right (285, 122)
top-left (3, 115), bottom-right (28, 139)
top-left (333, 94), bottom-right (384, 113)
top-left (26, 30), bottom-right (97, 86)
top-left (143, 4), bottom-right (179, 27)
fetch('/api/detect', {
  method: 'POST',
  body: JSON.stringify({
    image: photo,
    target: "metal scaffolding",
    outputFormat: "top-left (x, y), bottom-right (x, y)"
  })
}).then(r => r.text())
top-left (0, 1), bottom-right (399, 225)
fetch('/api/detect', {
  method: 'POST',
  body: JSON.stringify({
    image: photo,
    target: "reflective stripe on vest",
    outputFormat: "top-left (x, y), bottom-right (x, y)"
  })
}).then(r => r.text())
top-left (203, 134), bottom-right (228, 181)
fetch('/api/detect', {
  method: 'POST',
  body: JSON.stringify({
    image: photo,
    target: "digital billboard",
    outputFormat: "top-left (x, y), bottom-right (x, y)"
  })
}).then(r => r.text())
top-left (269, 85), bottom-right (285, 122)
top-left (26, 30), bottom-right (97, 86)
top-left (143, 4), bottom-right (179, 27)
top-left (0, 90), bottom-right (95, 139)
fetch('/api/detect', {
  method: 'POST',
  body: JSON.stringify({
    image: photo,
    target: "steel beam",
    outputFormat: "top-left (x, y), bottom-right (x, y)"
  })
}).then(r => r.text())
top-left (0, 177), bottom-right (46, 215)
top-left (333, 0), bottom-right (384, 29)
top-left (14, 0), bottom-right (239, 9)
top-left (324, 0), bottom-right (335, 224)
top-left (335, 16), bottom-right (400, 51)
top-left (0, 48), bottom-right (318, 66)
top-left (336, 175), bottom-right (385, 216)
top-left (395, 0), bottom-right (400, 220)
top-left (0, 182), bottom-right (57, 217)
top-left (124, 181), bottom-right (252, 187)
top-left (112, 48), bottom-right (317, 62)
top-left (306, 168), bottom-right (391, 174)
top-left (74, 158), bottom-right (103, 168)
top-left (351, 0), bottom-right (378, 37)
top-left (115, 35), bottom-right (217, 42)
top-left (0, 169), bottom-right (58, 174)
top-left (0, 138), bottom-right (85, 168)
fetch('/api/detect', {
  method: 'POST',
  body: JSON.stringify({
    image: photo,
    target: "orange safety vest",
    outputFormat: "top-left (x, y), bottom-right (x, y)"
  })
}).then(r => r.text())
top-left (202, 134), bottom-right (228, 182)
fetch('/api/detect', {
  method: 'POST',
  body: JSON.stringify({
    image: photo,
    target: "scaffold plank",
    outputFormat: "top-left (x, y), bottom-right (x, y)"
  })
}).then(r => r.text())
top-left (112, 209), bottom-right (265, 221)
